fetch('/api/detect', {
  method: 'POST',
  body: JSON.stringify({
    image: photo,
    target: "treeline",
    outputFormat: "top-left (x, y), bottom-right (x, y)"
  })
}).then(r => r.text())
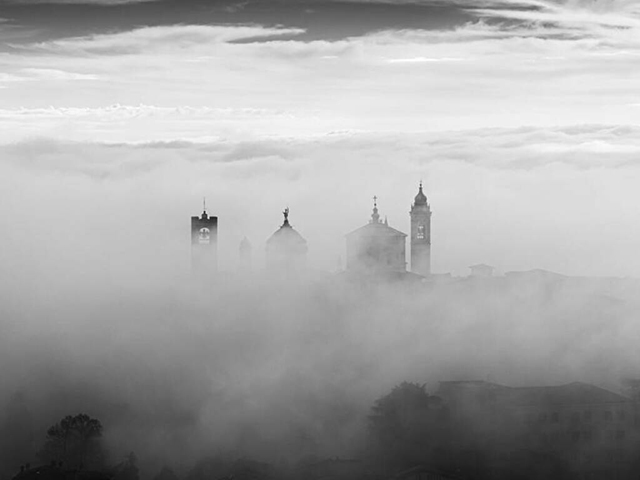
top-left (7, 382), bottom-right (639, 480)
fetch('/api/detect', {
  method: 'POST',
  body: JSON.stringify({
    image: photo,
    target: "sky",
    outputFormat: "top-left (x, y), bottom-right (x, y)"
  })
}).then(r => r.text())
top-left (3, 1), bottom-right (640, 473)
top-left (1, 0), bottom-right (640, 276)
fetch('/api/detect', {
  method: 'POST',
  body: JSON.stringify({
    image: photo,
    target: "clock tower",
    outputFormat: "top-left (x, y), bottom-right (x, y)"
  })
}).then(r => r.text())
top-left (191, 202), bottom-right (218, 280)
top-left (410, 182), bottom-right (431, 276)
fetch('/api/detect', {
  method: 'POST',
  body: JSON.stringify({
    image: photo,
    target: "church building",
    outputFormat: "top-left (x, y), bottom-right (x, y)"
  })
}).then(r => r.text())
top-left (266, 208), bottom-right (308, 272)
top-left (345, 197), bottom-right (407, 274)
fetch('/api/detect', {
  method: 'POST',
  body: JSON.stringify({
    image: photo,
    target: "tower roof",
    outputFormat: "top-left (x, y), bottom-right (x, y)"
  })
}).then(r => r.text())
top-left (346, 198), bottom-right (406, 238)
top-left (346, 221), bottom-right (407, 239)
top-left (414, 182), bottom-right (428, 206)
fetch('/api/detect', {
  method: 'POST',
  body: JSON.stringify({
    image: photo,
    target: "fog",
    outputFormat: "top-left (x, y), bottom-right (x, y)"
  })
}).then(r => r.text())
top-left (2, 131), bottom-right (640, 476)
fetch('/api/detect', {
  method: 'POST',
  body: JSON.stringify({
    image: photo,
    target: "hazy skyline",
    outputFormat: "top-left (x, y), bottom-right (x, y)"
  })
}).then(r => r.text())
top-left (4, 3), bottom-right (640, 476)
top-left (2, 0), bottom-right (640, 279)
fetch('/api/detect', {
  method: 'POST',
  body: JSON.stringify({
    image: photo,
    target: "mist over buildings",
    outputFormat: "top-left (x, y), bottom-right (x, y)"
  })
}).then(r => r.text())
top-left (1, 0), bottom-right (640, 477)
top-left (2, 132), bottom-right (640, 476)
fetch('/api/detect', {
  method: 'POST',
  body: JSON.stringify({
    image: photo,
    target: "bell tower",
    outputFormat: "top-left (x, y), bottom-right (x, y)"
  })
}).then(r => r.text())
top-left (410, 182), bottom-right (431, 276)
top-left (191, 199), bottom-right (218, 280)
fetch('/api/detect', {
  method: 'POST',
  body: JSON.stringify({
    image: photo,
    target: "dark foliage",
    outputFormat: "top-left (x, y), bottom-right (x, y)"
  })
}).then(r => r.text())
top-left (38, 414), bottom-right (106, 470)
top-left (151, 466), bottom-right (180, 480)
top-left (368, 382), bottom-right (448, 473)
top-left (112, 452), bottom-right (139, 480)
top-left (186, 457), bottom-right (276, 480)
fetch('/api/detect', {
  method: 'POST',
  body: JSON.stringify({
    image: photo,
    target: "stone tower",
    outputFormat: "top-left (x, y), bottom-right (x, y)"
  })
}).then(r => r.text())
top-left (191, 203), bottom-right (218, 280)
top-left (410, 182), bottom-right (431, 276)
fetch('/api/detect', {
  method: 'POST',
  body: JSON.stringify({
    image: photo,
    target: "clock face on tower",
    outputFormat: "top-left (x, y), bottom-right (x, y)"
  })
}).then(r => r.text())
top-left (199, 227), bottom-right (211, 244)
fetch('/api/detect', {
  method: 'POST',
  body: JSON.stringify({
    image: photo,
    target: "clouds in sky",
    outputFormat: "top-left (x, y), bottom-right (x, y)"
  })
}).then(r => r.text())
top-left (0, 15), bottom-right (638, 139)
top-left (4, 0), bottom-right (160, 4)
top-left (0, 0), bottom-right (639, 276)
top-left (0, 0), bottom-right (637, 121)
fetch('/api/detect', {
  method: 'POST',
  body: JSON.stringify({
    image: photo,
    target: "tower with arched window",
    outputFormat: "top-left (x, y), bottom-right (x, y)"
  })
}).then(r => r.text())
top-left (410, 182), bottom-right (431, 276)
top-left (191, 203), bottom-right (218, 280)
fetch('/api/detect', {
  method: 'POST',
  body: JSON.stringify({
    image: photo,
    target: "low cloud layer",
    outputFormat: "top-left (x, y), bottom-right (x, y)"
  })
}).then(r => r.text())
top-left (3, 125), bottom-right (640, 280)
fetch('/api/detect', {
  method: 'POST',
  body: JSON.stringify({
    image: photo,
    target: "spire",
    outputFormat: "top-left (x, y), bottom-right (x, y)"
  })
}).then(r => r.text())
top-left (370, 195), bottom-right (380, 224)
top-left (239, 236), bottom-right (251, 251)
top-left (414, 181), bottom-right (428, 206)
top-left (282, 207), bottom-right (290, 227)
top-left (201, 197), bottom-right (209, 220)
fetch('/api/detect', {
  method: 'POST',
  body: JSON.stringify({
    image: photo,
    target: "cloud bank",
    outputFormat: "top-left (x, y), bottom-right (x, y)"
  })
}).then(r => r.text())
top-left (3, 125), bottom-right (640, 279)
top-left (1, 10), bottom-right (638, 137)
top-left (5, 0), bottom-right (161, 5)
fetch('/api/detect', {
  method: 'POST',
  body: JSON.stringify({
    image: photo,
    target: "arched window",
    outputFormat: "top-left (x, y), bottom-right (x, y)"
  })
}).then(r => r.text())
top-left (199, 227), bottom-right (211, 244)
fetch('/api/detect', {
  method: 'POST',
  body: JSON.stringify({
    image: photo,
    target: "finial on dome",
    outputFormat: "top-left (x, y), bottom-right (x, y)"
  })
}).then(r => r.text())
top-left (371, 195), bottom-right (380, 224)
top-left (282, 207), bottom-right (290, 227)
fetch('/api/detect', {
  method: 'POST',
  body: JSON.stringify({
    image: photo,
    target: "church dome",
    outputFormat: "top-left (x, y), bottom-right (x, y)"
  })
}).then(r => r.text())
top-left (266, 208), bottom-right (307, 250)
top-left (268, 224), bottom-right (307, 245)
top-left (266, 208), bottom-right (308, 272)
top-left (414, 182), bottom-right (428, 205)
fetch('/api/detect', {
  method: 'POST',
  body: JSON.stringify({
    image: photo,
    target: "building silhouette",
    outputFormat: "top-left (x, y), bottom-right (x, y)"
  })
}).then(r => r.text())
top-left (265, 208), bottom-right (307, 273)
top-left (191, 205), bottom-right (218, 280)
top-left (192, 184), bottom-right (434, 277)
top-left (345, 197), bottom-right (407, 274)
top-left (410, 182), bottom-right (432, 276)
top-left (437, 380), bottom-right (640, 480)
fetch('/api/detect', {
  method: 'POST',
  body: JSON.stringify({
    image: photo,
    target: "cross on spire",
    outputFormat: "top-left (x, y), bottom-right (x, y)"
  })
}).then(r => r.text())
top-left (371, 195), bottom-right (380, 224)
